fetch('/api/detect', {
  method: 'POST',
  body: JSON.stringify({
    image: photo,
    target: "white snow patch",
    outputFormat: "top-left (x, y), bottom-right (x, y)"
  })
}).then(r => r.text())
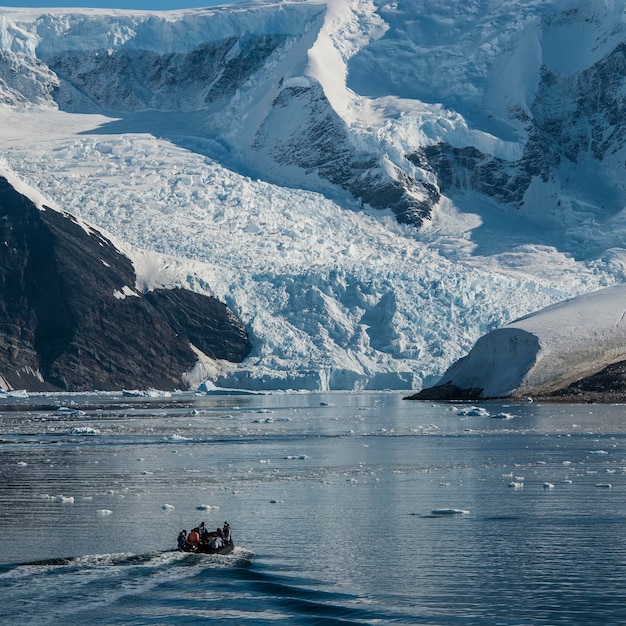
top-left (113, 285), bottom-right (139, 300)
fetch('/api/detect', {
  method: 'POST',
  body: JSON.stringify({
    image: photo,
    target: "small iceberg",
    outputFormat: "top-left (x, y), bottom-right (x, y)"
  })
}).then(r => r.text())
top-left (6, 389), bottom-right (28, 398)
top-left (57, 406), bottom-right (86, 415)
top-left (431, 508), bottom-right (470, 515)
top-left (162, 503), bottom-right (175, 510)
top-left (69, 426), bottom-right (100, 435)
top-left (122, 389), bottom-right (171, 398)
top-left (457, 406), bottom-right (490, 417)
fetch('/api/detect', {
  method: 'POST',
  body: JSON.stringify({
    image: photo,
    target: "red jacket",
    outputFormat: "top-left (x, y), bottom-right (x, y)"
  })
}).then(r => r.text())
top-left (186, 530), bottom-right (201, 546)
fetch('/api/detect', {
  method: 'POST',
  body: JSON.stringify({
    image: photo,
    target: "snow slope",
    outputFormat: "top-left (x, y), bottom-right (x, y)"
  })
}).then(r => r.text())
top-left (428, 284), bottom-right (626, 398)
top-left (0, 0), bottom-right (624, 390)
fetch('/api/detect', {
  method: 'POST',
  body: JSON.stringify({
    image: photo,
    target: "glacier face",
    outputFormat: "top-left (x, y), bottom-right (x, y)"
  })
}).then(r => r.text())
top-left (0, 0), bottom-right (624, 390)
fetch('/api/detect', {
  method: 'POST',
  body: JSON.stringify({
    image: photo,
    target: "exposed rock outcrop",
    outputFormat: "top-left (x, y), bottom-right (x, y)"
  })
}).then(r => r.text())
top-left (254, 81), bottom-right (439, 225)
top-left (410, 41), bottom-right (626, 215)
top-left (0, 174), bottom-right (251, 391)
top-left (45, 35), bottom-right (287, 112)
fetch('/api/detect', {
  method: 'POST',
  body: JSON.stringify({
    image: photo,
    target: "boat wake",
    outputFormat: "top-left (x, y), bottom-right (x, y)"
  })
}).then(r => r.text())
top-left (7, 546), bottom-right (253, 570)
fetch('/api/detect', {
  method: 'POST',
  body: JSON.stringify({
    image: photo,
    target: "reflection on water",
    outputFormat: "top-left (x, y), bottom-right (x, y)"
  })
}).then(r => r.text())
top-left (1, 392), bottom-right (626, 624)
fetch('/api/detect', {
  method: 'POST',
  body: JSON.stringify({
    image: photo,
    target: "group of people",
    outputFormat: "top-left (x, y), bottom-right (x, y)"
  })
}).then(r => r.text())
top-left (177, 521), bottom-right (232, 551)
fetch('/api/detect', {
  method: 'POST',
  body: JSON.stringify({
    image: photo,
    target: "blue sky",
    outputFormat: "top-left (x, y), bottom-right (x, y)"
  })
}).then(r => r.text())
top-left (0, 1), bottom-right (237, 8)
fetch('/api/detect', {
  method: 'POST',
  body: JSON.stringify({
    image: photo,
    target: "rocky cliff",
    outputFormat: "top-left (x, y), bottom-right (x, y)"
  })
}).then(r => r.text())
top-left (0, 174), bottom-right (251, 392)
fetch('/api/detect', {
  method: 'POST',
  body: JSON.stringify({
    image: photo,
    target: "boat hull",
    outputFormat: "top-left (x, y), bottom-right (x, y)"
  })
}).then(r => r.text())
top-left (179, 543), bottom-right (234, 555)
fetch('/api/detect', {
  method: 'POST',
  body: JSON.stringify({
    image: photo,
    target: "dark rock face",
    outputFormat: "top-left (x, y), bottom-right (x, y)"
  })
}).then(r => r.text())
top-left (404, 383), bottom-right (484, 402)
top-left (144, 288), bottom-right (251, 363)
top-left (410, 41), bottom-right (625, 214)
top-left (412, 144), bottom-right (533, 207)
top-left (255, 82), bottom-right (439, 226)
top-left (44, 35), bottom-right (287, 112)
top-left (543, 359), bottom-right (626, 403)
top-left (0, 176), bottom-right (251, 391)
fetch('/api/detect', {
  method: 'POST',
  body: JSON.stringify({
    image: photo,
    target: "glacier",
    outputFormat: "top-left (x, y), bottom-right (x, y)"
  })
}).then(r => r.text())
top-left (0, 0), bottom-right (624, 391)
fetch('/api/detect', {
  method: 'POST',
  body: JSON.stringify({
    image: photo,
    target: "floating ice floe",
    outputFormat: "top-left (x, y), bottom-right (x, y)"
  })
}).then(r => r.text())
top-left (55, 495), bottom-right (74, 504)
top-left (543, 482), bottom-right (555, 490)
top-left (508, 481), bottom-right (524, 489)
top-left (96, 509), bottom-right (113, 516)
top-left (15, 461), bottom-right (27, 467)
top-left (162, 503), bottom-right (175, 510)
top-left (491, 413), bottom-right (513, 420)
top-left (457, 407), bottom-right (490, 417)
top-left (5, 390), bottom-right (28, 398)
top-left (122, 389), bottom-right (171, 398)
top-left (57, 407), bottom-right (86, 416)
top-left (284, 455), bottom-right (309, 460)
top-left (595, 483), bottom-right (612, 489)
top-left (196, 504), bottom-right (219, 511)
top-left (69, 426), bottom-right (100, 435)
top-left (431, 508), bottom-right (470, 515)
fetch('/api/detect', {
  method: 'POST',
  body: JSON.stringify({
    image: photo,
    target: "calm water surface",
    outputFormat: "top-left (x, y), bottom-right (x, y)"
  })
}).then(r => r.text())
top-left (1, 391), bottom-right (626, 624)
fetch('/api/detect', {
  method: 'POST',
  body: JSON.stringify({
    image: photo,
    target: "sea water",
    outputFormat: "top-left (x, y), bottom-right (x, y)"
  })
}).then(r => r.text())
top-left (1, 392), bottom-right (626, 625)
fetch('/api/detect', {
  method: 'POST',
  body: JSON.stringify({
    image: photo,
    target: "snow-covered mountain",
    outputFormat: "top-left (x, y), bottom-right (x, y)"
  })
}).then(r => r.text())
top-left (0, 0), bottom-right (624, 391)
top-left (410, 283), bottom-right (626, 401)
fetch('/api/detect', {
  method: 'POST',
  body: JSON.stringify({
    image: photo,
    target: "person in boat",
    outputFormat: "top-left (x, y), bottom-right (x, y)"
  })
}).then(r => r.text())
top-left (185, 527), bottom-right (202, 550)
top-left (222, 521), bottom-right (231, 546)
top-left (199, 521), bottom-right (209, 544)
top-left (207, 530), bottom-right (223, 550)
top-left (177, 529), bottom-right (187, 550)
